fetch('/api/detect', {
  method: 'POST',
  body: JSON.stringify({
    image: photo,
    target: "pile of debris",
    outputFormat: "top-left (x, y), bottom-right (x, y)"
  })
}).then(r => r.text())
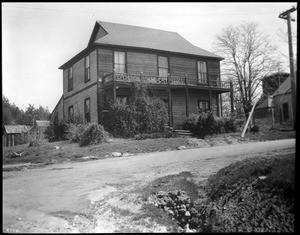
top-left (147, 190), bottom-right (197, 232)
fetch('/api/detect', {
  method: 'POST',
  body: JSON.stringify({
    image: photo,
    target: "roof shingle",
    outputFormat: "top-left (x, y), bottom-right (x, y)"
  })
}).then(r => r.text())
top-left (94, 21), bottom-right (223, 59)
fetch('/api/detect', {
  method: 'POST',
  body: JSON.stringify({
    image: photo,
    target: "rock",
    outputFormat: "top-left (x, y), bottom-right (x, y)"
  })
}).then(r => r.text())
top-left (168, 210), bottom-right (174, 216)
top-left (177, 145), bottom-right (186, 150)
top-left (55, 146), bottom-right (60, 150)
top-left (185, 211), bottom-right (191, 217)
top-left (82, 156), bottom-right (98, 160)
top-left (259, 176), bottom-right (267, 180)
top-left (17, 217), bottom-right (22, 221)
top-left (111, 152), bottom-right (122, 157)
top-left (122, 152), bottom-right (130, 157)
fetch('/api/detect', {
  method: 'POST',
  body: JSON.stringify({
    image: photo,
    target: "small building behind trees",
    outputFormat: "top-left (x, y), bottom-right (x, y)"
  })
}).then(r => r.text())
top-left (2, 125), bottom-right (30, 147)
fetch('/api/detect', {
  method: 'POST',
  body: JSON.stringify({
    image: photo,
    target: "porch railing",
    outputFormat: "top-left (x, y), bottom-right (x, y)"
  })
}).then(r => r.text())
top-left (102, 71), bottom-right (231, 89)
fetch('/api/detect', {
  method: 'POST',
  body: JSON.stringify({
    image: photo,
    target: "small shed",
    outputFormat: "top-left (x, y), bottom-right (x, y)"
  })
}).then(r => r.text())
top-left (30, 120), bottom-right (50, 139)
top-left (272, 76), bottom-right (294, 125)
top-left (3, 125), bottom-right (30, 147)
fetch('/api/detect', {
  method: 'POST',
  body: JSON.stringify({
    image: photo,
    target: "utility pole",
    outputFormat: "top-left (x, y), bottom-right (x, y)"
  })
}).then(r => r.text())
top-left (279, 6), bottom-right (297, 130)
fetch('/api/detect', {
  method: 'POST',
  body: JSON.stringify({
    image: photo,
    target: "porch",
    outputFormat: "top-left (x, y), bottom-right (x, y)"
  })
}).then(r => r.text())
top-left (98, 71), bottom-right (234, 129)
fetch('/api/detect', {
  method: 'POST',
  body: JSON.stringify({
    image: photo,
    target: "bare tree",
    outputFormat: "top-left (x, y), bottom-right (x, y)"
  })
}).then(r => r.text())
top-left (213, 22), bottom-right (283, 119)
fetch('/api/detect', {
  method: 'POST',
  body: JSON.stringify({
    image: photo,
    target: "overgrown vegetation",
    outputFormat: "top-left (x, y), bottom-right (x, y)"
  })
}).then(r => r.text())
top-left (183, 111), bottom-right (237, 138)
top-left (104, 83), bottom-right (169, 138)
top-left (79, 123), bottom-right (109, 147)
top-left (145, 153), bottom-right (295, 232)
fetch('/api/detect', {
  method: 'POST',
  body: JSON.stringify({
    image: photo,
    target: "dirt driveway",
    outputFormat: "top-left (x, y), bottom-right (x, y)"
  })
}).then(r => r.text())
top-left (3, 139), bottom-right (295, 233)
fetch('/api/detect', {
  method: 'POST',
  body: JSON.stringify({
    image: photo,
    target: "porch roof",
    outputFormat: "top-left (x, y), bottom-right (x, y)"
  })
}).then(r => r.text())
top-left (3, 125), bottom-right (30, 134)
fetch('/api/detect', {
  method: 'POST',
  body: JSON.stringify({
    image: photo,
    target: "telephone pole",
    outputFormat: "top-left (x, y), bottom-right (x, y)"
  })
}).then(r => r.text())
top-left (279, 6), bottom-right (297, 130)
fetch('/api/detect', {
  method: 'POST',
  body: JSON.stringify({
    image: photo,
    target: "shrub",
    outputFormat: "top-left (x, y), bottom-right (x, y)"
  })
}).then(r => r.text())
top-left (79, 123), bottom-right (109, 147)
top-left (105, 83), bottom-right (169, 138)
top-left (64, 123), bottom-right (89, 143)
top-left (183, 111), bottom-right (237, 137)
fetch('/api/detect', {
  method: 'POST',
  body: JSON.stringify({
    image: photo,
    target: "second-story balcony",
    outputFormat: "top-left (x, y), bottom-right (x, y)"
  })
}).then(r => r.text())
top-left (101, 71), bottom-right (231, 90)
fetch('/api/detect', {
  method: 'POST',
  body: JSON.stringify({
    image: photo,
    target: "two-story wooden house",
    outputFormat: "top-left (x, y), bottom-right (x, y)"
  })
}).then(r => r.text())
top-left (53, 21), bottom-right (234, 129)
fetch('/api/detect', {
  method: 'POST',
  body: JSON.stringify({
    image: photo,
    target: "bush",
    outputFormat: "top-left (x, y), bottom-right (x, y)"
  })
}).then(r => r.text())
top-left (79, 123), bottom-right (109, 147)
top-left (64, 123), bottom-right (89, 143)
top-left (105, 83), bottom-right (169, 138)
top-left (183, 111), bottom-right (237, 138)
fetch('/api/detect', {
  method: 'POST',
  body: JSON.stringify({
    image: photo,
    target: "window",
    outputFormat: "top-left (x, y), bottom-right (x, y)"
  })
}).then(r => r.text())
top-left (282, 102), bottom-right (289, 121)
top-left (68, 105), bottom-right (74, 121)
top-left (85, 55), bottom-right (90, 83)
top-left (158, 56), bottom-right (169, 77)
top-left (198, 100), bottom-right (209, 111)
top-left (197, 61), bottom-right (207, 84)
top-left (68, 67), bottom-right (73, 91)
top-left (116, 95), bottom-right (129, 104)
top-left (114, 51), bottom-right (126, 73)
top-left (84, 98), bottom-right (91, 123)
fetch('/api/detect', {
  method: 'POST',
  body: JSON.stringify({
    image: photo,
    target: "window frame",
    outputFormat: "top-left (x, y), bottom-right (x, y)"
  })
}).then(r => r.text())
top-left (198, 100), bottom-right (209, 111)
top-left (68, 66), bottom-right (73, 91)
top-left (84, 54), bottom-right (90, 83)
top-left (197, 61), bottom-right (207, 84)
top-left (84, 98), bottom-right (91, 123)
top-left (68, 105), bottom-right (74, 121)
top-left (158, 55), bottom-right (169, 77)
top-left (114, 51), bottom-right (126, 74)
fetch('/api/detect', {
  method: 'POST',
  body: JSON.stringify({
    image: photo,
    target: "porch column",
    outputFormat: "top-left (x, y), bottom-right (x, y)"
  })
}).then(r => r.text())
top-left (230, 81), bottom-right (234, 113)
top-left (185, 74), bottom-right (189, 117)
top-left (167, 75), bottom-right (173, 127)
top-left (208, 79), bottom-right (212, 110)
top-left (112, 69), bottom-right (116, 103)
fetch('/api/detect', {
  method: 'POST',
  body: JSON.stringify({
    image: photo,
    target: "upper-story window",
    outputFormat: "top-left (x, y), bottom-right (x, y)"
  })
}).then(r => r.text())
top-left (197, 61), bottom-right (207, 84)
top-left (68, 67), bottom-right (73, 91)
top-left (85, 55), bottom-right (90, 83)
top-left (158, 56), bottom-right (169, 77)
top-left (84, 98), bottom-right (91, 123)
top-left (68, 105), bottom-right (74, 121)
top-left (114, 51), bottom-right (126, 74)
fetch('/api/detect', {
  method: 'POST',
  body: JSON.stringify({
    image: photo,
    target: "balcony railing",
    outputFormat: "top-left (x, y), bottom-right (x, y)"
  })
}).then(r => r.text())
top-left (102, 72), bottom-right (231, 89)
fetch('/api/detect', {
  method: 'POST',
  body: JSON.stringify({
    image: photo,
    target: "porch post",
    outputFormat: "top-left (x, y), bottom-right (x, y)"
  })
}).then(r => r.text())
top-left (230, 81), bottom-right (234, 113)
top-left (208, 79), bottom-right (212, 110)
top-left (185, 74), bottom-right (189, 117)
top-left (167, 74), bottom-right (172, 127)
top-left (112, 69), bottom-right (116, 103)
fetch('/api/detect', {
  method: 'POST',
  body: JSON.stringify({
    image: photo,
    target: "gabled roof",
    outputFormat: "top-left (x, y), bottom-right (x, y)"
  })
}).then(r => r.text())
top-left (92, 21), bottom-right (223, 59)
top-left (273, 76), bottom-right (292, 96)
top-left (3, 125), bottom-right (29, 134)
top-left (35, 120), bottom-right (50, 127)
top-left (59, 21), bottom-right (223, 69)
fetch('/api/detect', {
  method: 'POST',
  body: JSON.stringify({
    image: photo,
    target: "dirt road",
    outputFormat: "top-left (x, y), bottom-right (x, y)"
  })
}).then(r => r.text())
top-left (3, 139), bottom-right (295, 233)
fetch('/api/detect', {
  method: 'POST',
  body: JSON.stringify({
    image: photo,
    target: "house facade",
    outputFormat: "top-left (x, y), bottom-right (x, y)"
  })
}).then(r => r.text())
top-left (54, 21), bottom-right (234, 129)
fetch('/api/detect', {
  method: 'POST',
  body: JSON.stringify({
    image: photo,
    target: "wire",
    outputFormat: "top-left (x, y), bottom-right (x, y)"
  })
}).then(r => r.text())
top-left (3, 4), bottom-right (290, 17)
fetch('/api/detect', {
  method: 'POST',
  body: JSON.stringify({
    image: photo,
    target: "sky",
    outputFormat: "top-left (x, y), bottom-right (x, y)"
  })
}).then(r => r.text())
top-left (2, 2), bottom-right (298, 112)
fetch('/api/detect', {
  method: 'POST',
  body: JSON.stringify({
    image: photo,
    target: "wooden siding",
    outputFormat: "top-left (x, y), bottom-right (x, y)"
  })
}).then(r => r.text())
top-left (171, 89), bottom-right (187, 129)
top-left (63, 50), bottom-right (97, 96)
top-left (64, 85), bottom-right (98, 123)
top-left (170, 56), bottom-right (198, 85)
top-left (98, 48), bottom-right (113, 77)
top-left (127, 52), bottom-right (158, 75)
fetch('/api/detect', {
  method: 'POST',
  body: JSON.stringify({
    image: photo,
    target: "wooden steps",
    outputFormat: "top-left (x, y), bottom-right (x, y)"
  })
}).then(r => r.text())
top-left (174, 129), bottom-right (192, 137)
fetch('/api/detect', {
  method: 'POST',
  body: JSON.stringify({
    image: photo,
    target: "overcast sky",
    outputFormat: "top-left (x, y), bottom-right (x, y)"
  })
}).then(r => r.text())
top-left (2, 2), bottom-right (297, 112)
